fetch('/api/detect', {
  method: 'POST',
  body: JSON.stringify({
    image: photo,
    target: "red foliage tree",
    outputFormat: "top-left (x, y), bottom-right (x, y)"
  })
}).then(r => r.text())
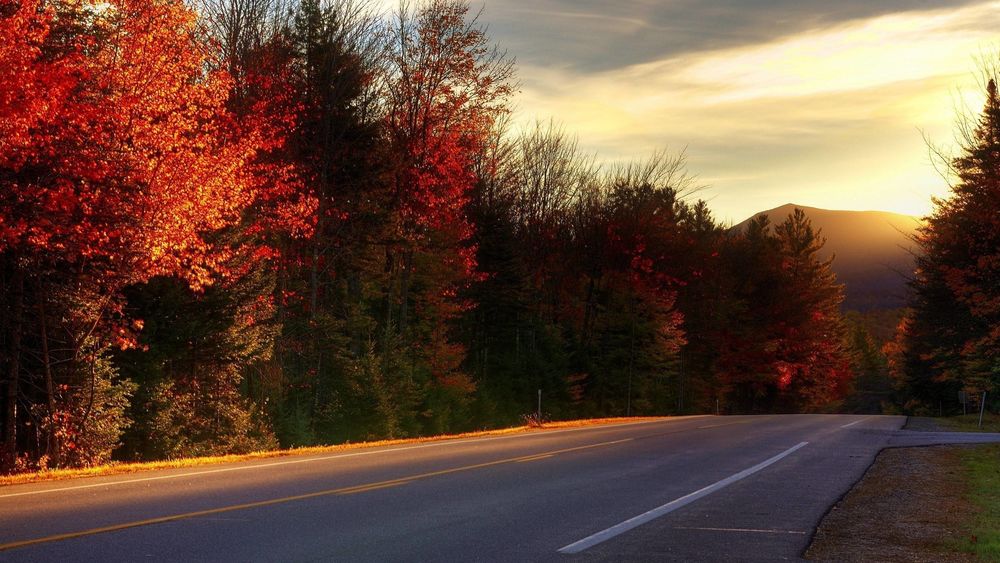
top-left (1, 0), bottom-right (258, 468)
top-left (2, 0), bottom-right (256, 287)
top-left (381, 0), bottom-right (514, 428)
top-left (718, 210), bottom-right (852, 412)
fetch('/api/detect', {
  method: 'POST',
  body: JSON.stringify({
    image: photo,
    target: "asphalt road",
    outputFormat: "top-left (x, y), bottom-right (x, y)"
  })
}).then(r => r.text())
top-left (2, 415), bottom-right (999, 562)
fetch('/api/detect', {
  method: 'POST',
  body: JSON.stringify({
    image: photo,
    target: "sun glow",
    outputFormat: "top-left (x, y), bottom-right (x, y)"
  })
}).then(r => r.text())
top-left (508, 2), bottom-right (1000, 221)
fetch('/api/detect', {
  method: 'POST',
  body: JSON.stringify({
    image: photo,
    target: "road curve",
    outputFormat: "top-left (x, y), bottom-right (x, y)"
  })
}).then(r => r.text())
top-left (2, 415), bottom-right (997, 561)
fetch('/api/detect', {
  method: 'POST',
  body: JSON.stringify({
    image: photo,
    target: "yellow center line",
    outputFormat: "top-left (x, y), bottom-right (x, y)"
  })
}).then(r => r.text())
top-left (516, 454), bottom-right (555, 463)
top-left (697, 421), bottom-right (749, 429)
top-left (336, 480), bottom-right (413, 495)
top-left (0, 437), bottom-right (633, 552)
top-left (697, 416), bottom-right (772, 430)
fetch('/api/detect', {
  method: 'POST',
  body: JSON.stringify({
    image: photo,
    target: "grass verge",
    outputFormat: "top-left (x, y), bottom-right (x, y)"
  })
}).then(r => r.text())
top-left (0, 416), bottom-right (668, 487)
top-left (938, 413), bottom-right (1000, 433)
top-left (806, 446), bottom-right (974, 562)
top-left (959, 444), bottom-right (1000, 560)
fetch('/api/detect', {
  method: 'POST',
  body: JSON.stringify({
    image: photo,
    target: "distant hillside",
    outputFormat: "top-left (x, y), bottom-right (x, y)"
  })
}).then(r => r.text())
top-left (735, 204), bottom-right (921, 311)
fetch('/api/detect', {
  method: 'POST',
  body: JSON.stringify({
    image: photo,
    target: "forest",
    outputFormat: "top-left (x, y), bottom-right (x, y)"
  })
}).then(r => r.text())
top-left (1, 0), bottom-right (997, 473)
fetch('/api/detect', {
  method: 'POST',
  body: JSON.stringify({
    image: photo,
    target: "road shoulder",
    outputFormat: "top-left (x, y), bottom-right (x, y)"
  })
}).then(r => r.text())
top-left (806, 445), bottom-right (976, 562)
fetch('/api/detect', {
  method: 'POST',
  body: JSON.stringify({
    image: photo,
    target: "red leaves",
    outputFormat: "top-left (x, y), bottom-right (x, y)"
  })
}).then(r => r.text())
top-left (0, 0), bottom-right (73, 164)
top-left (402, 131), bottom-right (474, 233)
top-left (715, 210), bottom-right (853, 410)
top-left (1, 0), bottom-right (257, 289)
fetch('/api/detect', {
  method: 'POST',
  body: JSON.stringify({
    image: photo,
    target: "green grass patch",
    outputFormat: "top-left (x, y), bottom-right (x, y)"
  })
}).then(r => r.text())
top-left (960, 444), bottom-right (1000, 560)
top-left (937, 413), bottom-right (1000, 433)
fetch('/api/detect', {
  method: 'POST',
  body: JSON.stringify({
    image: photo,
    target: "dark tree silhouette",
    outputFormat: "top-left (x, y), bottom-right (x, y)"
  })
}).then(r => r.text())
top-left (896, 76), bottom-right (1000, 411)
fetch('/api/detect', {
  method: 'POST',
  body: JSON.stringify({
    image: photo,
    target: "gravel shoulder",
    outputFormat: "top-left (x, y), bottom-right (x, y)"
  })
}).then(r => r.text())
top-left (904, 416), bottom-right (951, 432)
top-left (807, 415), bottom-right (1000, 561)
top-left (806, 445), bottom-right (977, 562)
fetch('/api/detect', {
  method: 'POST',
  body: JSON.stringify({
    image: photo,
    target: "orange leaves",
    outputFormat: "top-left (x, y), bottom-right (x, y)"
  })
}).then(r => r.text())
top-left (402, 129), bottom-right (475, 238)
top-left (1, 0), bottom-right (258, 288)
top-left (0, 0), bottom-right (73, 165)
top-left (381, 0), bottom-right (516, 323)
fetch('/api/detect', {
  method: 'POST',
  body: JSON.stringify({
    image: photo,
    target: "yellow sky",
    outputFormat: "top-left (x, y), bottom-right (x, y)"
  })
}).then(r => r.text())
top-left (379, 1), bottom-right (1000, 223)
top-left (514, 2), bottom-right (1000, 223)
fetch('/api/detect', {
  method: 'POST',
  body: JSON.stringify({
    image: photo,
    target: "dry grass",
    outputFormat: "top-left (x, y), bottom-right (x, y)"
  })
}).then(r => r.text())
top-left (937, 413), bottom-right (1000, 434)
top-left (0, 416), bottom-right (666, 488)
top-left (807, 446), bottom-right (976, 562)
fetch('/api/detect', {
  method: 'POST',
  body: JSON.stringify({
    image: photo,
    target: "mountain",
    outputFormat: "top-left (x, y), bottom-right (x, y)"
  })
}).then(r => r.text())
top-left (734, 204), bottom-right (921, 311)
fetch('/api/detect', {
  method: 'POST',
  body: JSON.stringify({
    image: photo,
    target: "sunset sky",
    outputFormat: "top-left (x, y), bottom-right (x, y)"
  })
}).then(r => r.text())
top-left (382, 0), bottom-right (999, 223)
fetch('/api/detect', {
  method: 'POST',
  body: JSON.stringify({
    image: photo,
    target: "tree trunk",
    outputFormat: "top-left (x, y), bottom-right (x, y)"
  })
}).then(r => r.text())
top-left (310, 248), bottom-right (320, 322)
top-left (398, 249), bottom-right (413, 339)
top-left (381, 247), bottom-right (396, 366)
top-left (626, 289), bottom-right (636, 417)
top-left (347, 271), bottom-right (362, 358)
top-left (310, 213), bottom-right (323, 323)
top-left (3, 268), bottom-right (23, 461)
top-left (37, 287), bottom-right (60, 467)
top-left (582, 275), bottom-right (596, 345)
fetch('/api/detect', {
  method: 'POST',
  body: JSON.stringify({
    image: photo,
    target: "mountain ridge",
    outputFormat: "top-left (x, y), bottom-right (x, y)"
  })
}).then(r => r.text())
top-left (733, 203), bottom-right (921, 311)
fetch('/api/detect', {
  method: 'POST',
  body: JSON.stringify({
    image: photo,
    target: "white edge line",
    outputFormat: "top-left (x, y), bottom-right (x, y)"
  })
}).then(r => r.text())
top-left (557, 441), bottom-right (809, 554)
top-left (0, 416), bottom-right (709, 499)
top-left (840, 417), bottom-right (870, 429)
top-left (672, 526), bottom-right (808, 535)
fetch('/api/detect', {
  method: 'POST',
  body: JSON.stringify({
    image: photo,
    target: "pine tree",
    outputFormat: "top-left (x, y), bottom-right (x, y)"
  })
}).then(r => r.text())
top-left (772, 209), bottom-right (852, 409)
top-left (719, 210), bottom-right (852, 412)
top-left (899, 77), bottom-right (1000, 409)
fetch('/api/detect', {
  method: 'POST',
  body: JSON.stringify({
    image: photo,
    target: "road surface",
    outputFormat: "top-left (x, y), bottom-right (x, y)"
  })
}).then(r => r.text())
top-left (2, 414), bottom-right (999, 562)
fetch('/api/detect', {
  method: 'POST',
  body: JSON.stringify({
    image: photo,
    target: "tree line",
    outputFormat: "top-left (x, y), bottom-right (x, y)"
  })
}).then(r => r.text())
top-left (3, 0), bottom-right (875, 472)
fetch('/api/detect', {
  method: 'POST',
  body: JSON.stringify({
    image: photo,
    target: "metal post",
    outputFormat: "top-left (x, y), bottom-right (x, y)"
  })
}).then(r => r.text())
top-left (537, 389), bottom-right (541, 422)
top-left (626, 377), bottom-right (632, 417)
top-left (979, 391), bottom-right (987, 429)
top-left (716, 398), bottom-right (720, 416)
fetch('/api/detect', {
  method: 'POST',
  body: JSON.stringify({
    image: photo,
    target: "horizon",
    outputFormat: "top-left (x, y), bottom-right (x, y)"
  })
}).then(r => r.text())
top-left (733, 201), bottom-right (925, 225)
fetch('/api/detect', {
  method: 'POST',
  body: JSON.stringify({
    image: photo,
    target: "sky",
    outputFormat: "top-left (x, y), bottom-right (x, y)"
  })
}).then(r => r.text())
top-left (383, 0), bottom-right (1000, 223)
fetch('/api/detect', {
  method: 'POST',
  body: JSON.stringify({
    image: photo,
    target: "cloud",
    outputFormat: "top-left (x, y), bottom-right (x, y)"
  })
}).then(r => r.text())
top-left (506, 1), bottom-right (1000, 221)
top-left (367, 1), bottom-right (998, 219)
top-left (477, 0), bottom-right (982, 72)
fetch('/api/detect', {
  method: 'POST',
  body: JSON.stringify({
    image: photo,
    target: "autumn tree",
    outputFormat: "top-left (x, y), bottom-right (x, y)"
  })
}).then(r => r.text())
top-left (718, 210), bottom-right (852, 412)
top-left (378, 0), bottom-right (515, 434)
top-left (0, 0), bottom-right (875, 473)
top-left (898, 76), bottom-right (1000, 411)
top-left (670, 200), bottom-right (731, 413)
top-left (1, 0), bottom-right (258, 469)
top-left (462, 121), bottom-right (592, 423)
top-left (566, 155), bottom-right (693, 416)
top-left (465, 127), bottom-right (700, 420)
top-left (771, 209), bottom-right (852, 408)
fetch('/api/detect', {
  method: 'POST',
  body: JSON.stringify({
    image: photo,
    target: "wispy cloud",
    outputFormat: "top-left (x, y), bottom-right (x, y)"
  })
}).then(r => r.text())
top-left (508, 1), bottom-right (1000, 221)
top-left (481, 0), bottom-right (982, 72)
top-left (371, 0), bottom-right (998, 220)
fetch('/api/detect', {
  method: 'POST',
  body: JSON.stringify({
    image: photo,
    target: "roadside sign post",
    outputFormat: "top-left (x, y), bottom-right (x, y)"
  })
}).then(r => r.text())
top-left (537, 389), bottom-right (541, 422)
top-left (979, 391), bottom-right (987, 429)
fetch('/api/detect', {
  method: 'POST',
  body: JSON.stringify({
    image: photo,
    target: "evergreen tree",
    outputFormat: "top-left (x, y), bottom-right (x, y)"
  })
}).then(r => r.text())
top-left (719, 210), bottom-right (852, 412)
top-left (842, 312), bottom-right (895, 414)
top-left (117, 247), bottom-right (279, 460)
top-left (899, 77), bottom-right (1000, 409)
